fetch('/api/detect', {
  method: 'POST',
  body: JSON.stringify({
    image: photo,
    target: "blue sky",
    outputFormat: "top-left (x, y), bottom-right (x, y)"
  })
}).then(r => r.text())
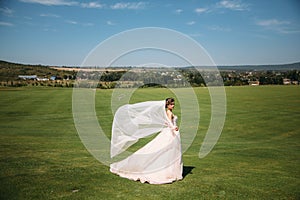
top-left (0, 0), bottom-right (299, 66)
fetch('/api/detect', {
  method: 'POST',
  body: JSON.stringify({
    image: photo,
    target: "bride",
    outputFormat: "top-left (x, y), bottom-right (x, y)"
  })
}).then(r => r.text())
top-left (110, 98), bottom-right (183, 184)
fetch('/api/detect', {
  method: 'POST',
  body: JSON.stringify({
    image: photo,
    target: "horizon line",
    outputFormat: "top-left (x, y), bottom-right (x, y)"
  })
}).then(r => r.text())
top-left (1, 59), bottom-right (300, 68)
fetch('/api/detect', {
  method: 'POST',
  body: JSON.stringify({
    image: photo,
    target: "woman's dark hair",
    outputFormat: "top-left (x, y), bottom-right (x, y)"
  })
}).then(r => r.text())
top-left (165, 98), bottom-right (175, 108)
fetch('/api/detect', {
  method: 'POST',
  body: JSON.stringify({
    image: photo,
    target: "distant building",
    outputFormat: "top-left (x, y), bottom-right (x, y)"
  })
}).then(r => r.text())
top-left (283, 78), bottom-right (291, 85)
top-left (36, 77), bottom-right (49, 81)
top-left (248, 80), bottom-right (259, 86)
top-left (18, 75), bottom-right (37, 80)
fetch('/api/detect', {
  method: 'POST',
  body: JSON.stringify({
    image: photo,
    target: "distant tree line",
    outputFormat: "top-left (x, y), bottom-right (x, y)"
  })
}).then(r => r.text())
top-left (0, 60), bottom-right (299, 88)
top-left (220, 70), bottom-right (300, 86)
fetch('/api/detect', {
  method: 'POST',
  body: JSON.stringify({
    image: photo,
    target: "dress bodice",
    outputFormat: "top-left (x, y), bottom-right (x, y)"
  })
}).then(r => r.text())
top-left (172, 115), bottom-right (178, 126)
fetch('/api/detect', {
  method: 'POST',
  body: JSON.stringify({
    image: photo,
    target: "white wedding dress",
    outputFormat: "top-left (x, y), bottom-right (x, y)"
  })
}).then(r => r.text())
top-left (110, 100), bottom-right (183, 184)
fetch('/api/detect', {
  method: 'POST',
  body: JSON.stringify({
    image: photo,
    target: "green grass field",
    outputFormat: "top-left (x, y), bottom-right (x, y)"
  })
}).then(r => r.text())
top-left (0, 86), bottom-right (299, 199)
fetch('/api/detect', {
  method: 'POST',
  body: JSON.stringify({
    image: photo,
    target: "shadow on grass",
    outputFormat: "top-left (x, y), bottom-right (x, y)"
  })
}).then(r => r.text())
top-left (183, 166), bottom-right (195, 179)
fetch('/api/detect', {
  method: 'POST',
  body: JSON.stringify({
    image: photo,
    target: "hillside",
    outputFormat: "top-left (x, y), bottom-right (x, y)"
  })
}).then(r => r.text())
top-left (217, 62), bottom-right (300, 71)
top-left (0, 60), bottom-right (299, 87)
top-left (0, 60), bottom-right (76, 81)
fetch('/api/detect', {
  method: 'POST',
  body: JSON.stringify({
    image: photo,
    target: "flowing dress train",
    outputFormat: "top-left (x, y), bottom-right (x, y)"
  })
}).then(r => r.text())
top-left (110, 101), bottom-right (183, 184)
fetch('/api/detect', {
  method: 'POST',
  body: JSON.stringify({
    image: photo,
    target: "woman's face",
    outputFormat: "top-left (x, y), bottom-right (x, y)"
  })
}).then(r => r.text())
top-left (167, 102), bottom-right (175, 110)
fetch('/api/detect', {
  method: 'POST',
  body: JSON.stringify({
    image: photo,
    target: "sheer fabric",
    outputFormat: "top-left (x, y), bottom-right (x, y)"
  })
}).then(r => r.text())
top-left (110, 100), bottom-right (183, 184)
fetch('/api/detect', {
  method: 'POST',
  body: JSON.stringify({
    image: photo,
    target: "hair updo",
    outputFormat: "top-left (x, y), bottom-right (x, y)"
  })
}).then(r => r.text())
top-left (165, 98), bottom-right (175, 108)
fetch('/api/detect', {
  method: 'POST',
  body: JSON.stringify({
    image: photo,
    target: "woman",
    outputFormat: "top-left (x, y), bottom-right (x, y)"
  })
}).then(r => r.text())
top-left (110, 98), bottom-right (183, 184)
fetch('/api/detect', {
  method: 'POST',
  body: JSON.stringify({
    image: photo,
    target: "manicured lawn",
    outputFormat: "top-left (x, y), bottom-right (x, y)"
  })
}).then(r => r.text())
top-left (0, 86), bottom-right (299, 199)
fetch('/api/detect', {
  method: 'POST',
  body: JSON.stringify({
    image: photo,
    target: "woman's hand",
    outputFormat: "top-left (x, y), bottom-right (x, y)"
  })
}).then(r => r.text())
top-left (175, 126), bottom-right (179, 131)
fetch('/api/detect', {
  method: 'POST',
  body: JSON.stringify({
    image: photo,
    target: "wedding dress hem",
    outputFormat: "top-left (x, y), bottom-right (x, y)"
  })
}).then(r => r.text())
top-left (110, 164), bottom-right (183, 184)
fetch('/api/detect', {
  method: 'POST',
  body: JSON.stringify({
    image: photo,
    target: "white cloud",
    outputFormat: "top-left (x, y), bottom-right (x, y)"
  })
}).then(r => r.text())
top-left (217, 0), bottom-right (249, 11)
top-left (208, 25), bottom-right (231, 32)
top-left (256, 19), bottom-right (300, 34)
top-left (175, 9), bottom-right (183, 14)
top-left (40, 13), bottom-right (60, 18)
top-left (0, 7), bottom-right (14, 16)
top-left (19, 0), bottom-right (78, 6)
top-left (0, 21), bottom-right (14, 26)
top-left (83, 22), bottom-right (94, 26)
top-left (106, 20), bottom-right (115, 26)
top-left (19, 0), bottom-right (148, 10)
top-left (256, 19), bottom-right (290, 26)
top-left (195, 7), bottom-right (208, 14)
top-left (65, 20), bottom-right (78, 25)
top-left (65, 20), bottom-right (94, 27)
top-left (187, 21), bottom-right (196, 25)
top-left (81, 2), bottom-right (104, 8)
top-left (110, 2), bottom-right (147, 10)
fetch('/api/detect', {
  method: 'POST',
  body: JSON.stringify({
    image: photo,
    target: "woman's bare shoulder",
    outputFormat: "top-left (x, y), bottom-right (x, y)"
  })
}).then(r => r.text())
top-left (166, 109), bottom-right (173, 114)
top-left (166, 109), bottom-right (173, 119)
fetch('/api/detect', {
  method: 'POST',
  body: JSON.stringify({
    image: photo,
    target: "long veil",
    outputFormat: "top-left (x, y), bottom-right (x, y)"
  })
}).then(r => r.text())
top-left (110, 100), bottom-right (171, 158)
